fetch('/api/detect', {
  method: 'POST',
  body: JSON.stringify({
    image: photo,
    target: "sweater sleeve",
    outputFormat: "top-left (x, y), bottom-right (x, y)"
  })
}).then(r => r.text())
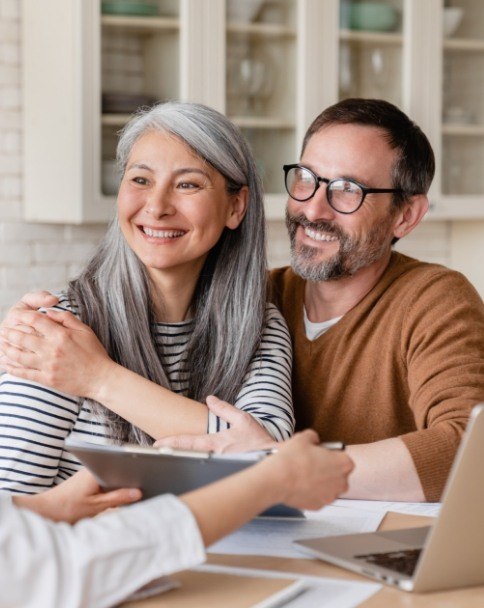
top-left (207, 304), bottom-right (295, 440)
top-left (399, 269), bottom-right (484, 501)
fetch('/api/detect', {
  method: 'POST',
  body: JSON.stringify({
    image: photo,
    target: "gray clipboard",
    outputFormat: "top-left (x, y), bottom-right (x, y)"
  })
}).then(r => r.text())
top-left (65, 437), bottom-right (304, 518)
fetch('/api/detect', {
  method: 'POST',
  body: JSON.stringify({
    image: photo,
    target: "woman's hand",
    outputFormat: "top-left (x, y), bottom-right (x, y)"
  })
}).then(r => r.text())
top-left (13, 469), bottom-right (142, 524)
top-left (0, 308), bottom-right (116, 400)
top-left (154, 395), bottom-right (275, 453)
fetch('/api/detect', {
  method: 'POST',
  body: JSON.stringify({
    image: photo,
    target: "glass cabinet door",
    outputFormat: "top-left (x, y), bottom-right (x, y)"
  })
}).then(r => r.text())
top-left (338, 0), bottom-right (405, 107)
top-left (100, 0), bottom-right (180, 197)
top-left (225, 0), bottom-right (297, 197)
top-left (441, 0), bottom-right (484, 197)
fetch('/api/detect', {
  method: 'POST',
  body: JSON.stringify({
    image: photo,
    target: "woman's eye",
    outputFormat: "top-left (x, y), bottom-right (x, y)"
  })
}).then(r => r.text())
top-left (177, 181), bottom-right (200, 191)
top-left (132, 176), bottom-right (148, 186)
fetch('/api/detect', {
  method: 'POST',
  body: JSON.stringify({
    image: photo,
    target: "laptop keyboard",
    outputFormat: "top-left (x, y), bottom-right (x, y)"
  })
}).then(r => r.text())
top-left (354, 548), bottom-right (422, 577)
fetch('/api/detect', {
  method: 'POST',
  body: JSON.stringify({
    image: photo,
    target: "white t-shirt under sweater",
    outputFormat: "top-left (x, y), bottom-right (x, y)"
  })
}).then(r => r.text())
top-left (303, 307), bottom-right (342, 341)
top-left (0, 295), bottom-right (294, 495)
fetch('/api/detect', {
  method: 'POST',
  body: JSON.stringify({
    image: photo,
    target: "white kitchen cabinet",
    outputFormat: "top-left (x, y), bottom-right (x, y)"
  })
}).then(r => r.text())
top-left (21, 0), bottom-right (484, 223)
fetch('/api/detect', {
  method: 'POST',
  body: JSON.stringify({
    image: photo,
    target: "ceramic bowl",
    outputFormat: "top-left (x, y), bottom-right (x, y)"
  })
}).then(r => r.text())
top-left (101, 1), bottom-right (158, 16)
top-left (227, 0), bottom-right (264, 23)
top-left (443, 7), bottom-right (464, 37)
top-left (350, 2), bottom-right (398, 32)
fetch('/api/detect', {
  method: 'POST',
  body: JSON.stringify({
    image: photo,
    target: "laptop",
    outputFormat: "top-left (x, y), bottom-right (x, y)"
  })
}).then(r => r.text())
top-left (294, 404), bottom-right (484, 592)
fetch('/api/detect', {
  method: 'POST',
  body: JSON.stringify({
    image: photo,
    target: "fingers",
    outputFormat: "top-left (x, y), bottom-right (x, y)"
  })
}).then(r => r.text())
top-left (20, 291), bottom-right (58, 310)
top-left (0, 326), bottom-right (43, 352)
top-left (154, 434), bottom-right (214, 452)
top-left (45, 309), bottom-right (85, 330)
top-left (93, 487), bottom-right (142, 510)
top-left (205, 395), bottom-right (249, 425)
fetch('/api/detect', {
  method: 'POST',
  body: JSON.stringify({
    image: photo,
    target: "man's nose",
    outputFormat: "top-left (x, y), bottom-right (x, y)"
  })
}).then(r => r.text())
top-left (301, 184), bottom-right (336, 223)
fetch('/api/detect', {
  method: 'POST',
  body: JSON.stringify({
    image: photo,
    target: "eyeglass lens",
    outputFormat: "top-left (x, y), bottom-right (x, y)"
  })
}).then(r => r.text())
top-left (285, 166), bottom-right (364, 213)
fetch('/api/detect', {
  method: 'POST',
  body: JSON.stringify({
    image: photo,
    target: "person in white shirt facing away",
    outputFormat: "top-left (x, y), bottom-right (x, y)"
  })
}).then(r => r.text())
top-left (2, 430), bottom-right (353, 608)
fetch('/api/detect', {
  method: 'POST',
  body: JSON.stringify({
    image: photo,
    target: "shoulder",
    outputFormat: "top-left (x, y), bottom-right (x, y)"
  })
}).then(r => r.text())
top-left (269, 267), bottom-right (305, 310)
top-left (262, 303), bottom-right (291, 342)
top-left (269, 266), bottom-right (298, 292)
top-left (40, 291), bottom-right (80, 317)
top-left (264, 302), bottom-right (289, 329)
top-left (386, 252), bottom-right (482, 303)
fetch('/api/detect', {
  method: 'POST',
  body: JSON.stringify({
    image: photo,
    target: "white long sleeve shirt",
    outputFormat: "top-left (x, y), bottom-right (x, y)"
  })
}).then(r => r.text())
top-left (0, 492), bottom-right (205, 608)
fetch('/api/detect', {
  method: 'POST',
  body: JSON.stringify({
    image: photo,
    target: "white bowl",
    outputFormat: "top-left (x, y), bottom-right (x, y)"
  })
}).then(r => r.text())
top-left (227, 0), bottom-right (264, 23)
top-left (443, 7), bottom-right (463, 37)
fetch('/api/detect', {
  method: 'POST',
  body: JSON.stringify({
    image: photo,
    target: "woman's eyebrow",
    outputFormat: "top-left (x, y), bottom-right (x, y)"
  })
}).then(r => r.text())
top-left (125, 164), bottom-right (211, 179)
top-left (126, 162), bottom-right (154, 172)
top-left (173, 167), bottom-right (211, 178)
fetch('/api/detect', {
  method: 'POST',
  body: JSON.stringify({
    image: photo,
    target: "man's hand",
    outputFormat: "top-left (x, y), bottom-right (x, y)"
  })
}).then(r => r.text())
top-left (13, 469), bottom-right (142, 524)
top-left (0, 308), bottom-right (116, 400)
top-left (0, 291), bottom-right (58, 329)
top-left (154, 395), bottom-right (276, 453)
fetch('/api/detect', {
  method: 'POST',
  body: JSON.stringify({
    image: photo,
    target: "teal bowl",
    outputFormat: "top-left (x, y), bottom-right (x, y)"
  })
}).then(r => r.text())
top-left (101, 1), bottom-right (158, 16)
top-left (350, 2), bottom-right (398, 32)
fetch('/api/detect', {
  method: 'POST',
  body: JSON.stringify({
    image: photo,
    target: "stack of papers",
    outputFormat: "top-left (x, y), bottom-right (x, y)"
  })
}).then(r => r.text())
top-left (208, 504), bottom-right (385, 559)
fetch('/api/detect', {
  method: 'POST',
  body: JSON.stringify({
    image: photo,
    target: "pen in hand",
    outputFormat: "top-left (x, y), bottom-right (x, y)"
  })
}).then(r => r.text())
top-left (260, 441), bottom-right (345, 456)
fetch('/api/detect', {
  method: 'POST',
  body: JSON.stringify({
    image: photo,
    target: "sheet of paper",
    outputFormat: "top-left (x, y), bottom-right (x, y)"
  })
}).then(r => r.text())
top-left (208, 507), bottom-right (384, 559)
top-left (196, 564), bottom-right (381, 608)
top-left (333, 498), bottom-right (441, 518)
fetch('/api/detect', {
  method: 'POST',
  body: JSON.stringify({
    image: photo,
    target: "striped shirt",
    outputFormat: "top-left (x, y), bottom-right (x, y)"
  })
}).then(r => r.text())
top-left (0, 298), bottom-right (294, 495)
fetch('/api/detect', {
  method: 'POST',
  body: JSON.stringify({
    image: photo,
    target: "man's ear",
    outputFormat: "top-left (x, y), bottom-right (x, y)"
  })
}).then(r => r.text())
top-left (392, 195), bottom-right (429, 240)
top-left (225, 186), bottom-right (249, 230)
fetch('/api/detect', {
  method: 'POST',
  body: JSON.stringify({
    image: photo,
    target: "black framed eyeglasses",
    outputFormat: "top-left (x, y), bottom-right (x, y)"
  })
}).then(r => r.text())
top-left (283, 164), bottom-right (404, 214)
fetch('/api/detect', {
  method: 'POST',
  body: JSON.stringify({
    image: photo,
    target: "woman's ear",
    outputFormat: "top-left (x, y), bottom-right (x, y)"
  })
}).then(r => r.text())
top-left (225, 186), bottom-right (249, 230)
top-left (392, 194), bottom-right (429, 240)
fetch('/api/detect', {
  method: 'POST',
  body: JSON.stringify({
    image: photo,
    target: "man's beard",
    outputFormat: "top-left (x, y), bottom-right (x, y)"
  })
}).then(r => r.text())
top-left (285, 209), bottom-right (395, 282)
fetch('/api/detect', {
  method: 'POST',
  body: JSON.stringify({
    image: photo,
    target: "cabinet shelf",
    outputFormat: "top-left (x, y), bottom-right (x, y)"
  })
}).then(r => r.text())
top-left (339, 28), bottom-right (403, 45)
top-left (227, 22), bottom-right (295, 38)
top-left (442, 123), bottom-right (484, 136)
top-left (230, 116), bottom-right (295, 129)
top-left (101, 14), bottom-right (179, 32)
top-left (102, 113), bottom-right (134, 126)
top-left (443, 37), bottom-right (484, 52)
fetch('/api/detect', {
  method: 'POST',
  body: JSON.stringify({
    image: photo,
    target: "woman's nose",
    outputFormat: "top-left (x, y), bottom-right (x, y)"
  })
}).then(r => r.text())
top-left (144, 187), bottom-right (176, 219)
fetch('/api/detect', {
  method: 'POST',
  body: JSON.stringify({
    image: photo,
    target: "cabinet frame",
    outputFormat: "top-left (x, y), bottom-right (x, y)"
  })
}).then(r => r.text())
top-left (21, 0), bottom-right (484, 223)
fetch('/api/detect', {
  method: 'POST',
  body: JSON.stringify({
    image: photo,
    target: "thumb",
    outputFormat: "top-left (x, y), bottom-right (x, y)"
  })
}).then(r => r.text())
top-left (205, 395), bottom-right (244, 425)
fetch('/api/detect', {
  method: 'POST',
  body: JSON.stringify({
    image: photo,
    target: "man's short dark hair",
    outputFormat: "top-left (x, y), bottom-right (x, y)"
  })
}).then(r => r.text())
top-left (302, 98), bottom-right (435, 206)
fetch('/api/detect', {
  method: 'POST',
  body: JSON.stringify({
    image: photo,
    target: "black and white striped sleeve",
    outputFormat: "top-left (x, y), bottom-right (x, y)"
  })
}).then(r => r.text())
top-left (207, 303), bottom-right (294, 441)
top-left (0, 294), bottom-right (85, 495)
top-left (0, 376), bottom-right (83, 495)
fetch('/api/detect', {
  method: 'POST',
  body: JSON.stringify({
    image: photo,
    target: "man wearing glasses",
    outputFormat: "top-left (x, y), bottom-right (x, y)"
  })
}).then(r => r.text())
top-left (270, 98), bottom-right (484, 502)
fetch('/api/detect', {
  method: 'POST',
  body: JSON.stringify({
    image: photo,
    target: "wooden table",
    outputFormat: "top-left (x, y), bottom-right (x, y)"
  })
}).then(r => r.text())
top-left (123, 512), bottom-right (484, 607)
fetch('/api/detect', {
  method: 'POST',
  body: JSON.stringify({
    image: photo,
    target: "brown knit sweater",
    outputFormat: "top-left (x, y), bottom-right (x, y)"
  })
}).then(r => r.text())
top-left (270, 252), bottom-right (484, 501)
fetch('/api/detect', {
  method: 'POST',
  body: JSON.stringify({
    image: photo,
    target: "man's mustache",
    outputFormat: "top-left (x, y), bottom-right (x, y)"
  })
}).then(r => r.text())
top-left (286, 213), bottom-right (345, 240)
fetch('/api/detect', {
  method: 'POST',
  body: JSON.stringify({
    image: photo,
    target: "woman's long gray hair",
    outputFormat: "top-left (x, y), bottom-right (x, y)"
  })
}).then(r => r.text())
top-left (68, 102), bottom-right (267, 444)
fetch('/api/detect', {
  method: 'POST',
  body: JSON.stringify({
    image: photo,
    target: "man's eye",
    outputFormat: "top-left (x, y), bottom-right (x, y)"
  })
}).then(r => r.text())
top-left (342, 181), bottom-right (358, 193)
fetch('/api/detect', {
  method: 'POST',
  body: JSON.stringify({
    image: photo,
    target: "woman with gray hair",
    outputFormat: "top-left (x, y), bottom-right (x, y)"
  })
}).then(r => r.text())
top-left (0, 102), bottom-right (294, 494)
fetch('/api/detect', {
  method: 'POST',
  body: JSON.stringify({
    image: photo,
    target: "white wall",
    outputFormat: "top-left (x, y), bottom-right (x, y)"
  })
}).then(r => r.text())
top-left (0, 0), bottom-right (481, 320)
